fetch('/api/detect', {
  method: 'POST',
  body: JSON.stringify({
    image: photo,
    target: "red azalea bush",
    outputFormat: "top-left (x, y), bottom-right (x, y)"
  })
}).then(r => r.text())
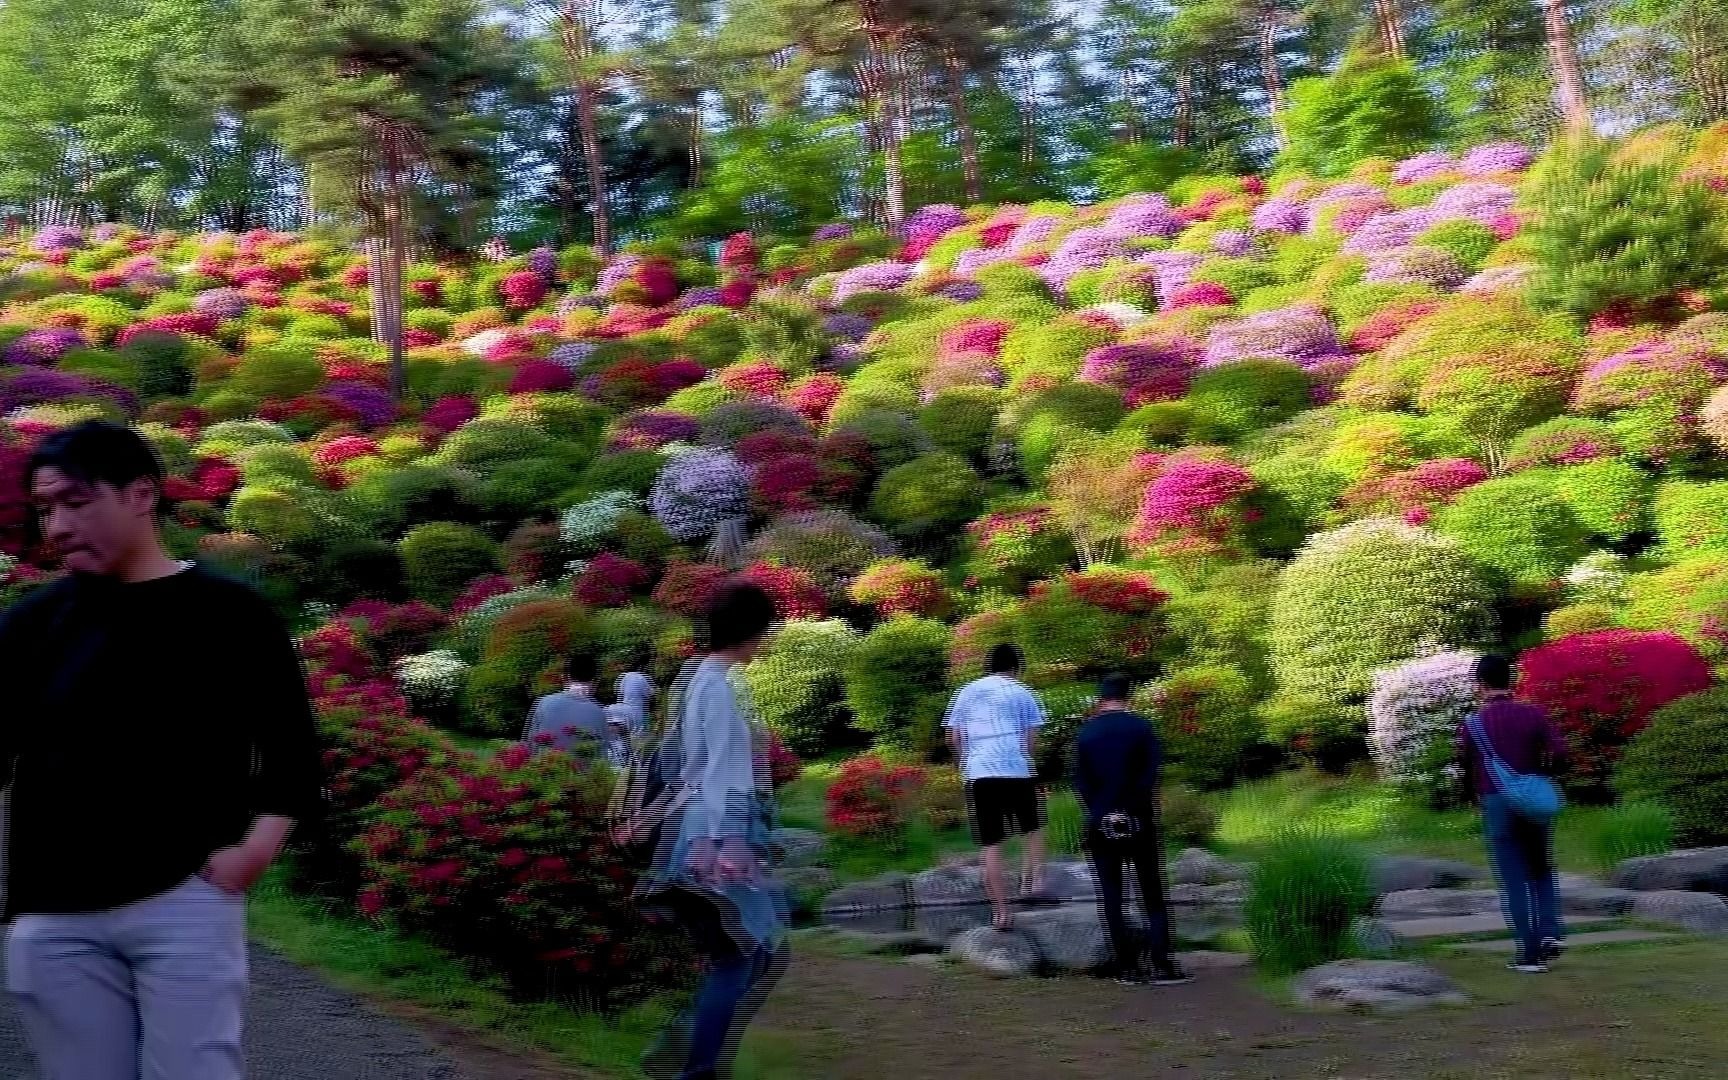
top-left (720, 232), bottom-right (760, 274)
top-left (824, 756), bottom-right (927, 839)
top-left (572, 552), bottom-right (651, 608)
top-left (1064, 567), bottom-right (1168, 615)
top-left (939, 320), bottom-right (1012, 359)
top-left (1128, 455), bottom-right (1259, 556)
top-left (1517, 630), bottom-right (1714, 797)
top-left (750, 454), bottom-right (823, 516)
top-left (452, 574), bottom-right (517, 616)
top-left (734, 430), bottom-right (817, 465)
top-left (340, 599), bottom-right (450, 662)
top-left (1340, 457), bottom-right (1489, 521)
top-left (784, 374), bottom-right (845, 425)
top-left (719, 360), bottom-right (788, 400)
top-left (509, 360), bottom-right (575, 395)
top-left (1167, 281), bottom-right (1234, 309)
top-left (423, 396), bottom-right (479, 435)
top-left (499, 270), bottom-right (549, 311)
top-left (651, 561), bottom-right (732, 618)
top-left (767, 731), bottom-right (802, 788)
top-left (737, 561), bottom-right (826, 619)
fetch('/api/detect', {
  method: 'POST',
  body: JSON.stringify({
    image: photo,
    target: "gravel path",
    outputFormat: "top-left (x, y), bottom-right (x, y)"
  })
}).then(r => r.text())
top-left (0, 943), bottom-right (469, 1079)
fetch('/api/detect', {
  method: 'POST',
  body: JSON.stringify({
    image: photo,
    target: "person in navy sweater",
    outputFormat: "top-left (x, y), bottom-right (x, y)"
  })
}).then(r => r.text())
top-left (1073, 673), bottom-right (1190, 987)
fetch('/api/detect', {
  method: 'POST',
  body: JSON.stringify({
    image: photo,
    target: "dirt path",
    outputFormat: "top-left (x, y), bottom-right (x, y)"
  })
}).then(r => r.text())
top-left (747, 938), bottom-right (1728, 1079)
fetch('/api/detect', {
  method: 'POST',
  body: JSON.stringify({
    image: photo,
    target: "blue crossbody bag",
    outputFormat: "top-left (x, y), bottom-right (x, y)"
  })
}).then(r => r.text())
top-left (1466, 712), bottom-right (1564, 823)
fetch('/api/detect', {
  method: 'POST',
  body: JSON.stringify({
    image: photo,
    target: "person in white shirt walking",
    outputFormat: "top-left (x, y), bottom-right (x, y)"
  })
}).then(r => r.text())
top-left (944, 643), bottom-right (1048, 931)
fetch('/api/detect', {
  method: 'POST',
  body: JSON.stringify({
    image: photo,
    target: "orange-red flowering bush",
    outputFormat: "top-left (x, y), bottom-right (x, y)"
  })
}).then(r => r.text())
top-left (825, 756), bottom-right (927, 839)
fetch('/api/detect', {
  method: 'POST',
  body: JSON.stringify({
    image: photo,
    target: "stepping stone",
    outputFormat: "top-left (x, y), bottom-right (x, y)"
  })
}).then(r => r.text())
top-left (1386, 913), bottom-right (1614, 939)
top-left (1447, 929), bottom-right (1676, 952)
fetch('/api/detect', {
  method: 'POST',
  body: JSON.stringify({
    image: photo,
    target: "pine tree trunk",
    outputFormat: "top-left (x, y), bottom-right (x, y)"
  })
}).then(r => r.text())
top-left (561, 2), bottom-right (613, 254)
top-left (1176, 66), bottom-right (1194, 149)
top-left (1372, 0), bottom-right (1405, 60)
top-left (1259, 6), bottom-right (1287, 146)
top-left (687, 103), bottom-right (704, 188)
top-left (1016, 53), bottom-right (1038, 169)
top-left (1541, 0), bottom-right (1593, 131)
top-left (1119, 69), bottom-right (1143, 145)
top-left (944, 49), bottom-right (984, 204)
top-left (1677, 2), bottom-right (1728, 123)
top-left (857, 6), bottom-right (905, 230)
top-left (382, 149), bottom-right (408, 401)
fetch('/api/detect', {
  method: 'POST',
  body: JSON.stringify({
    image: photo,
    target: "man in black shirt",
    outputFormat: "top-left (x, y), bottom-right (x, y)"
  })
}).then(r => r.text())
top-left (0, 420), bottom-right (323, 1079)
top-left (1073, 673), bottom-right (1190, 987)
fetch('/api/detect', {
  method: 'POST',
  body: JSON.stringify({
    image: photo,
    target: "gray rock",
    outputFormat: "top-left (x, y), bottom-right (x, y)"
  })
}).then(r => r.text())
top-left (1017, 905), bottom-right (1112, 973)
top-left (1557, 873), bottom-right (1636, 916)
top-left (1171, 848), bottom-right (1249, 886)
top-left (1178, 949), bottom-right (1253, 971)
top-left (820, 872), bottom-right (912, 916)
top-left (771, 827), bottom-right (828, 868)
top-left (947, 926), bottom-right (1039, 978)
top-left (1168, 881), bottom-right (1249, 908)
top-left (1613, 847), bottom-right (1728, 894)
top-left (1630, 890), bottom-right (1728, 934)
top-left (1372, 856), bottom-right (1485, 895)
top-left (912, 905), bottom-right (996, 948)
top-left (1348, 917), bottom-right (1405, 959)
top-left (911, 863), bottom-right (989, 908)
top-left (1040, 859), bottom-right (1098, 901)
top-left (782, 866), bottom-right (839, 913)
top-left (1378, 888), bottom-right (1500, 919)
top-left (1293, 960), bottom-right (1469, 1014)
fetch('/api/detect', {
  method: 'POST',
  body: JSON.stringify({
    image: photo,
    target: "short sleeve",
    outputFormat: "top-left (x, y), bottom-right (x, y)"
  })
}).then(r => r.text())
top-left (942, 686), bottom-right (966, 730)
top-left (1022, 687), bottom-right (1047, 730)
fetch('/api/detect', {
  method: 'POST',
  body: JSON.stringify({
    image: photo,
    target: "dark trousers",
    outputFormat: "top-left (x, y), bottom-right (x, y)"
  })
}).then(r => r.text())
top-left (1087, 827), bottom-right (1175, 975)
top-left (1482, 794), bottom-right (1563, 963)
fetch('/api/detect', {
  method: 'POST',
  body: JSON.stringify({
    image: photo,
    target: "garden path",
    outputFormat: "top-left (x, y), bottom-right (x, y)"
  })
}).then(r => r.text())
top-left (0, 942), bottom-right (574, 1080)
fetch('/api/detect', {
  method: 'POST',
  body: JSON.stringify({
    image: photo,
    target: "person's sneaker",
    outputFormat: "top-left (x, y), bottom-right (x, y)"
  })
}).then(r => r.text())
top-left (1541, 937), bottom-right (1566, 961)
top-left (1113, 968), bottom-right (1151, 987)
top-left (1507, 958), bottom-right (1550, 974)
top-left (1150, 966), bottom-right (1195, 986)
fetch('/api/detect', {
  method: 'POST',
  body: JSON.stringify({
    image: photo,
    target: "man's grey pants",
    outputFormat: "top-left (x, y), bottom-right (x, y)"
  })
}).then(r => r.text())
top-left (5, 875), bottom-right (246, 1080)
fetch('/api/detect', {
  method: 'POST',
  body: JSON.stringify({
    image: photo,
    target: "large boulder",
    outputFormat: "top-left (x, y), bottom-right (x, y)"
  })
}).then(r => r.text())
top-left (1613, 848), bottom-right (1728, 894)
top-left (947, 926), bottom-right (1039, 978)
top-left (1168, 881), bottom-right (1249, 908)
top-left (1378, 888), bottom-right (1500, 919)
top-left (1371, 856), bottom-right (1485, 895)
top-left (771, 827), bottom-right (828, 869)
top-left (1171, 848), bottom-right (1249, 886)
top-left (1630, 890), bottom-right (1728, 934)
top-left (1293, 960), bottom-right (1469, 1014)
top-left (1041, 859), bottom-right (1098, 901)
top-left (911, 862), bottom-right (989, 908)
top-left (1557, 873), bottom-right (1636, 916)
top-left (1017, 904), bottom-right (1113, 973)
top-left (821, 872), bottom-right (912, 917)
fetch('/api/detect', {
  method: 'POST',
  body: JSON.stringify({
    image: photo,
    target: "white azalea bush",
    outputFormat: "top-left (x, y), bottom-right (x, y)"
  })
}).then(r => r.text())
top-left (1367, 649), bottom-right (1480, 807)
top-left (396, 649), bottom-right (470, 711)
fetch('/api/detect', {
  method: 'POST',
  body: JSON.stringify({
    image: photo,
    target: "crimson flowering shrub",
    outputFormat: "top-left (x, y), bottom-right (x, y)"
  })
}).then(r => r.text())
top-left (964, 504), bottom-right (1075, 591)
top-left (650, 561), bottom-right (731, 618)
top-left (571, 552), bottom-right (651, 607)
top-left (1339, 458), bottom-right (1489, 524)
top-left (339, 600), bottom-right (449, 662)
top-left (784, 374), bottom-right (845, 426)
top-left (1517, 629), bottom-right (1713, 798)
top-left (1064, 567), bottom-right (1168, 615)
top-left (737, 561), bottom-right (826, 619)
top-left (354, 744), bottom-right (680, 1004)
top-left (499, 270), bottom-right (549, 311)
top-left (1129, 455), bottom-right (1260, 557)
top-left (749, 453), bottom-right (824, 516)
top-left (824, 756), bottom-right (927, 839)
top-left (767, 731), bottom-right (803, 788)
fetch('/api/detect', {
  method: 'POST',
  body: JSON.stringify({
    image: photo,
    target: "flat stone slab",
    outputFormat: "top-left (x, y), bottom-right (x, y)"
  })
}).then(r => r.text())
top-left (1631, 889), bottom-right (1728, 933)
top-left (1379, 888), bottom-right (1501, 919)
top-left (1613, 847), bottom-right (1728, 894)
top-left (1294, 960), bottom-right (1468, 1014)
top-left (1448, 930), bottom-right (1676, 952)
top-left (1177, 949), bottom-right (1252, 971)
top-left (1387, 913), bottom-right (1613, 939)
top-left (1372, 856), bottom-right (1486, 895)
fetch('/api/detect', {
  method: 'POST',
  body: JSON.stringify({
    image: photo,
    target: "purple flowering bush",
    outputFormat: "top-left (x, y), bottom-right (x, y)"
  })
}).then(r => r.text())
top-left (648, 447), bottom-right (752, 540)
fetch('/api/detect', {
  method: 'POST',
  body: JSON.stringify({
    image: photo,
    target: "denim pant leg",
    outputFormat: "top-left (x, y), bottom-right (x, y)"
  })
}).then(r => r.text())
top-left (119, 876), bottom-right (248, 1080)
top-left (1482, 796), bottom-right (1539, 961)
top-left (683, 941), bottom-right (788, 1079)
top-left (1515, 814), bottom-right (1563, 943)
top-left (6, 909), bottom-right (140, 1080)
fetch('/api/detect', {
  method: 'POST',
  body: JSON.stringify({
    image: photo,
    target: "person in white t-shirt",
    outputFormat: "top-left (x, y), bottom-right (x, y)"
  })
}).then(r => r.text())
top-left (944, 643), bottom-right (1048, 931)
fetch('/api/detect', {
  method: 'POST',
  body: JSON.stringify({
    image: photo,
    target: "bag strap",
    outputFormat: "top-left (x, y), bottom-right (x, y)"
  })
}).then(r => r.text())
top-left (1465, 712), bottom-right (1512, 791)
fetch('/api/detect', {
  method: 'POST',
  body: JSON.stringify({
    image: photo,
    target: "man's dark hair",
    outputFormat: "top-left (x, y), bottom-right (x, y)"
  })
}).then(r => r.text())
top-left (1475, 653), bottom-right (1514, 691)
top-left (565, 651), bottom-right (599, 683)
top-left (986, 643), bottom-right (1023, 675)
top-left (27, 420), bottom-right (165, 514)
top-left (1097, 673), bottom-right (1132, 703)
top-left (707, 581), bottom-right (777, 651)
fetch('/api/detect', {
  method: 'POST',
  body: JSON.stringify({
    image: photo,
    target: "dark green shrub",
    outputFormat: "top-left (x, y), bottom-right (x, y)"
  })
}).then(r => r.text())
top-left (346, 464), bottom-right (483, 537)
top-left (834, 407), bottom-right (931, 469)
top-left (845, 616), bottom-right (953, 755)
top-left (1616, 688), bottom-right (1728, 846)
top-left (1119, 400), bottom-right (1195, 447)
top-left (919, 387), bottom-right (1002, 461)
top-left (399, 523), bottom-right (500, 607)
top-left (1013, 383), bottom-right (1126, 480)
top-left (229, 340), bottom-right (325, 400)
top-left (1243, 830), bottom-right (1376, 975)
top-left (1186, 360), bottom-right (1312, 443)
top-left (1275, 58), bottom-right (1443, 178)
top-left (478, 458), bottom-right (573, 520)
top-left (745, 619), bottom-right (861, 757)
top-left (869, 453), bottom-right (983, 542)
top-left (571, 450), bottom-right (665, 499)
top-left (1145, 665), bottom-right (1264, 790)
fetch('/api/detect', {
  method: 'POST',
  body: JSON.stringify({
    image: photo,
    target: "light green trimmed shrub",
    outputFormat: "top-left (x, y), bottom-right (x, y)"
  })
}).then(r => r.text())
top-left (1552, 459), bottom-right (1652, 542)
top-left (844, 616), bottom-right (953, 755)
top-left (1185, 360), bottom-right (1312, 443)
top-left (919, 387), bottom-right (1002, 460)
top-left (399, 523), bottom-right (500, 607)
top-left (1615, 689), bottom-right (1728, 846)
top-left (1146, 664), bottom-right (1263, 789)
top-left (1653, 480), bottom-right (1728, 560)
top-left (228, 340), bottom-right (325, 400)
top-left (1436, 472), bottom-right (1592, 592)
top-left (869, 453), bottom-right (983, 541)
top-left (744, 619), bottom-right (862, 757)
top-left (1623, 556), bottom-right (1728, 664)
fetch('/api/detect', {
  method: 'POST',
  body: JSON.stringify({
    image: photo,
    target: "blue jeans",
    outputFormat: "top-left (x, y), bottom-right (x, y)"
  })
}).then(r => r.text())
top-left (1482, 794), bottom-right (1563, 962)
top-left (6, 875), bottom-right (247, 1080)
top-left (650, 939), bottom-right (787, 1080)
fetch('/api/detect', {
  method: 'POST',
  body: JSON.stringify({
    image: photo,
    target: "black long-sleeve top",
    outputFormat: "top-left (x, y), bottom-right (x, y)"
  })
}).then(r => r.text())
top-left (1073, 708), bottom-right (1163, 829)
top-left (0, 562), bottom-right (324, 917)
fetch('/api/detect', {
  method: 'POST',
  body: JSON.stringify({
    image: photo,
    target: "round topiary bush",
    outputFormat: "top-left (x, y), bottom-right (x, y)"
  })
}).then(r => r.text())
top-left (1622, 556), bottom-right (1728, 664)
top-left (649, 448), bottom-right (752, 542)
top-left (228, 340), bottom-right (325, 401)
top-left (844, 616), bottom-right (953, 755)
top-left (1653, 479), bottom-right (1728, 560)
top-left (399, 522), bottom-right (501, 607)
top-left (869, 453), bottom-right (983, 542)
top-left (1012, 382), bottom-right (1127, 481)
top-left (918, 387), bottom-right (1002, 461)
top-left (1615, 688), bottom-right (1728, 846)
top-left (1184, 359), bottom-right (1312, 442)
top-left (1435, 471), bottom-right (1591, 593)
top-left (744, 619), bottom-right (862, 757)
top-left (1148, 664), bottom-right (1263, 789)
top-left (1518, 629), bottom-right (1714, 799)
top-left (1268, 519), bottom-right (1497, 730)
top-left (1550, 459), bottom-right (1652, 542)
top-left (1366, 649), bottom-right (1480, 808)
top-left (848, 557), bottom-right (951, 619)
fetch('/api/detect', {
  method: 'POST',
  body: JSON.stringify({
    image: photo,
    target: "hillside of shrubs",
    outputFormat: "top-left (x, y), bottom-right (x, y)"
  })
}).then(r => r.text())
top-left (5, 124), bottom-right (1728, 1002)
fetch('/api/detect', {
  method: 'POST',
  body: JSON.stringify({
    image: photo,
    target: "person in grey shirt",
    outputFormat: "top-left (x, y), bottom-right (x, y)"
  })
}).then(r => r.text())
top-left (523, 652), bottom-right (614, 757)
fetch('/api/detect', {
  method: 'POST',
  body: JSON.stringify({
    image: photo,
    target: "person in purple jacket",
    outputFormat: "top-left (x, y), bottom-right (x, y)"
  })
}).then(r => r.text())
top-left (1458, 654), bottom-right (1570, 973)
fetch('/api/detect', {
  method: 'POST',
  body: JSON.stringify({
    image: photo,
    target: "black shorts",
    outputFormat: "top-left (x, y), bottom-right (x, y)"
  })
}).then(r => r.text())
top-left (965, 778), bottom-right (1043, 847)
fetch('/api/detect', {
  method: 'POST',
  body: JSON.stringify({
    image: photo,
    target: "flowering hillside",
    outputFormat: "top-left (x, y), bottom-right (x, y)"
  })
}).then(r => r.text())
top-left (5, 129), bottom-right (1728, 984)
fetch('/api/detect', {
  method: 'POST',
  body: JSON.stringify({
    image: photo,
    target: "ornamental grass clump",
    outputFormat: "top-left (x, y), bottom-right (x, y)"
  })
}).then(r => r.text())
top-left (1244, 829), bottom-right (1376, 975)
